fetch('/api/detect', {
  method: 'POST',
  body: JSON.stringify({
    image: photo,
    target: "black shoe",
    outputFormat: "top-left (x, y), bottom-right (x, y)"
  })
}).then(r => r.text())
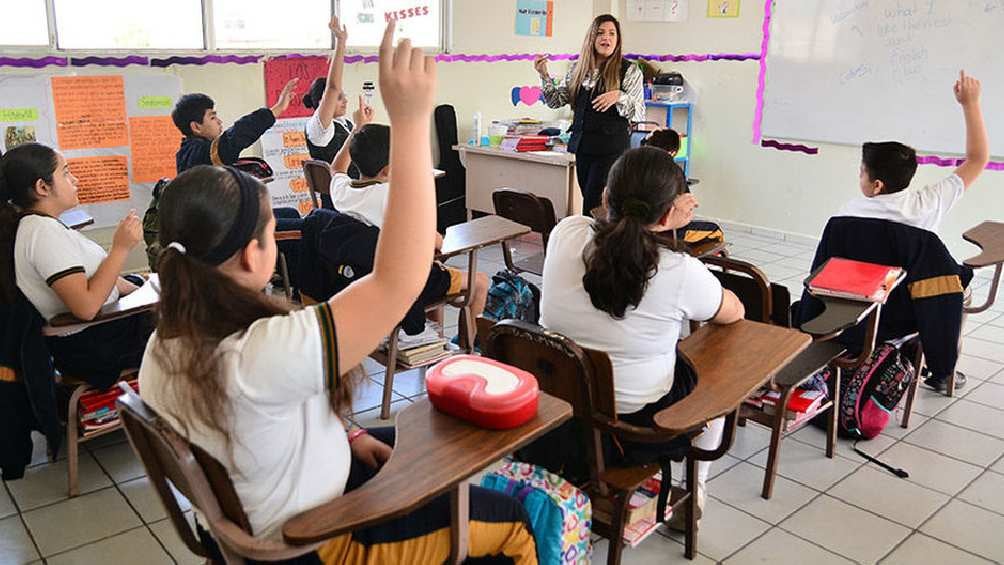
top-left (923, 372), bottom-right (967, 393)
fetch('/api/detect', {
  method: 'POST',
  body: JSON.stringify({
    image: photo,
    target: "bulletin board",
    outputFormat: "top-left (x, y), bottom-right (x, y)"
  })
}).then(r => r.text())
top-left (0, 72), bottom-right (182, 229)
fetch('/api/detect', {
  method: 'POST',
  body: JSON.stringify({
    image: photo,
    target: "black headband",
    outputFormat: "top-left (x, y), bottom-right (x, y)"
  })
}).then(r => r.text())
top-left (203, 167), bottom-right (261, 266)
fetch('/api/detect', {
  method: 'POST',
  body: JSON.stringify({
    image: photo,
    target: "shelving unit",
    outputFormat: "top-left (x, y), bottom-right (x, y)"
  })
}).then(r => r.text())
top-left (644, 101), bottom-right (694, 177)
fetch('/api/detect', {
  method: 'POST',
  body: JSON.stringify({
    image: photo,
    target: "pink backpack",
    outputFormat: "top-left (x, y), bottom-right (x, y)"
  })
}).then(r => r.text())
top-left (820, 342), bottom-right (915, 439)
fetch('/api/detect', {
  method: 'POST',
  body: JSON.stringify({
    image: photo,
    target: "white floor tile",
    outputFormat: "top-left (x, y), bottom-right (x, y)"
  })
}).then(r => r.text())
top-left (351, 398), bottom-right (414, 428)
top-left (828, 465), bottom-right (949, 528)
top-left (874, 442), bottom-right (984, 496)
top-left (589, 531), bottom-right (714, 564)
top-left (6, 452), bottom-right (111, 512)
top-left (961, 338), bottom-right (1004, 363)
top-left (790, 422), bottom-right (896, 460)
top-left (22, 488), bottom-right (141, 557)
top-left (149, 515), bottom-right (204, 565)
top-left (909, 386), bottom-right (962, 417)
top-left (729, 248), bottom-right (784, 266)
top-left (921, 500), bottom-right (1004, 562)
top-left (903, 419), bottom-right (1004, 467)
top-left (46, 526), bottom-right (173, 565)
top-left (387, 367), bottom-right (428, 398)
top-left (993, 457), bottom-right (1004, 475)
top-left (882, 410), bottom-right (929, 439)
top-left (723, 527), bottom-right (853, 565)
top-left (662, 497), bottom-right (771, 562)
top-left (119, 476), bottom-right (191, 524)
top-left (0, 486), bottom-right (16, 519)
top-left (727, 423), bottom-right (773, 460)
top-left (935, 399), bottom-right (1004, 439)
top-left (781, 495), bottom-right (910, 564)
top-left (709, 462), bottom-right (818, 524)
top-left (90, 442), bottom-right (146, 484)
top-left (881, 533), bottom-right (993, 565)
top-left (956, 355), bottom-right (1004, 380)
top-left (968, 324), bottom-right (1004, 344)
top-left (0, 515), bottom-right (40, 564)
top-left (708, 454), bottom-right (743, 480)
top-left (749, 441), bottom-right (861, 492)
top-left (964, 382), bottom-right (1004, 410)
top-left (958, 470), bottom-right (1004, 516)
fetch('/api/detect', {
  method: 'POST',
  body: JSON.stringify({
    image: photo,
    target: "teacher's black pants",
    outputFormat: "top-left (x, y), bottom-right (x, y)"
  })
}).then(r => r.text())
top-left (575, 151), bottom-right (621, 217)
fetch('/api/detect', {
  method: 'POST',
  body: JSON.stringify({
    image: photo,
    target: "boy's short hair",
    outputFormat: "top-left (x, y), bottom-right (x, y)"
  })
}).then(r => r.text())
top-left (349, 124), bottom-right (391, 178)
top-left (862, 141), bottom-right (918, 194)
top-left (172, 94), bottom-right (215, 137)
top-left (641, 129), bottom-right (681, 155)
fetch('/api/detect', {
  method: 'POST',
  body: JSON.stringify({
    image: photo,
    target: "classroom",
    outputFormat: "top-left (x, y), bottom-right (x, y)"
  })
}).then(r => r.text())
top-left (0, 0), bottom-right (1002, 563)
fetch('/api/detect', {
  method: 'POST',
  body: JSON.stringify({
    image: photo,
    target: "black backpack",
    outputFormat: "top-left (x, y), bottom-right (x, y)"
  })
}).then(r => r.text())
top-left (142, 178), bottom-right (171, 272)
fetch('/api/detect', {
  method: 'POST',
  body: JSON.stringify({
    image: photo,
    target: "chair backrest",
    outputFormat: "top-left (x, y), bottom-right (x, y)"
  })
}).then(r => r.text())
top-left (492, 190), bottom-right (558, 248)
top-left (116, 385), bottom-right (317, 564)
top-left (302, 160), bottom-right (332, 210)
top-left (482, 319), bottom-right (617, 423)
top-left (702, 256), bottom-right (791, 326)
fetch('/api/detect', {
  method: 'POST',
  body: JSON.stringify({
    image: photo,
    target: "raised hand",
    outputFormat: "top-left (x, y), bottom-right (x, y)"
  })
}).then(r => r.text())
top-left (330, 15), bottom-right (347, 47)
top-left (378, 19), bottom-right (437, 123)
top-left (270, 78), bottom-right (300, 117)
top-left (352, 94), bottom-right (375, 128)
top-left (112, 210), bottom-right (143, 251)
top-left (534, 54), bottom-right (550, 78)
top-left (954, 70), bottom-right (981, 107)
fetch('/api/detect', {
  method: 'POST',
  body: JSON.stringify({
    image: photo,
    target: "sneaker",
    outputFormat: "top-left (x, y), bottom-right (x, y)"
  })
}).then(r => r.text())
top-left (923, 371), bottom-right (967, 393)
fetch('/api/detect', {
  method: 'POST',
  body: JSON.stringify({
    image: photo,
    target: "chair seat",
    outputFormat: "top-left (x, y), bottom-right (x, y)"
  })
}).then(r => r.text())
top-left (514, 254), bottom-right (544, 277)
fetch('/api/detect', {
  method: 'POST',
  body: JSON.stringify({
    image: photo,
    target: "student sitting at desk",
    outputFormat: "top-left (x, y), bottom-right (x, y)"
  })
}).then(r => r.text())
top-left (541, 146), bottom-right (745, 527)
top-left (329, 100), bottom-right (490, 334)
top-left (139, 25), bottom-right (536, 564)
top-left (804, 71), bottom-right (990, 393)
top-left (303, 16), bottom-right (359, 180)
top-left (0, 143), bottom-right (151, 390)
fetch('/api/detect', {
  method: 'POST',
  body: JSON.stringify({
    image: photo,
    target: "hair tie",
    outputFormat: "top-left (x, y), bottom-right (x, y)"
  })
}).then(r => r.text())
top-left (620, 198), bottom-right (651, 220)
top-left (166, 242), bottom-right (187, 255)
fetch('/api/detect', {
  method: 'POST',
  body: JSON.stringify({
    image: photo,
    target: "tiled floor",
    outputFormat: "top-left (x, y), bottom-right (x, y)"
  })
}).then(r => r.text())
top-left (4, 228), bottom-right (1004, 564)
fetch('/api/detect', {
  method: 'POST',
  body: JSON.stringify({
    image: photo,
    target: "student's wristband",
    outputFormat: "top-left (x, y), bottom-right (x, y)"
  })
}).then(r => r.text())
top-left (347, 428), bottom-right (369, 445)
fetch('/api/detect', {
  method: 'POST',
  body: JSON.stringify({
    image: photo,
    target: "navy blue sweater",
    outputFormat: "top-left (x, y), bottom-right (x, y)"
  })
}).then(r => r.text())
top-left (175, 108), bottom-right (275, 174)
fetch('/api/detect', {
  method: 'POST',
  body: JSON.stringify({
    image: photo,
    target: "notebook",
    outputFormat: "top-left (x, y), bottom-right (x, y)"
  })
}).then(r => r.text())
top-left (806, 257), bottom-right (904, 302)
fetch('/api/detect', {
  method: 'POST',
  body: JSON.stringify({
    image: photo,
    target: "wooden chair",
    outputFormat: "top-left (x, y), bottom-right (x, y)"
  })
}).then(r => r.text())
top-left (274, 229), bottom-right (302, 301)
top-left (302, 160), bottom-right (332, 210)
top-left (491, 189), bottom-right (556, 276)
top-left (115, 383), bottom-right (321, 564)
top-left (45, 277), bottom-right (160, 496)
top-left (482, 320), bottom-right (701, 564)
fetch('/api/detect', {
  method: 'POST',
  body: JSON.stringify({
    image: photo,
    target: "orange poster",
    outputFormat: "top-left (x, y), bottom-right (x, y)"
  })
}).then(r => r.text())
top-left (129, 116), bottom-right (182, 183)
top-left (67, 155), bottom-right (130, 204)
top-left (51, 76), bottom-right (128, 150)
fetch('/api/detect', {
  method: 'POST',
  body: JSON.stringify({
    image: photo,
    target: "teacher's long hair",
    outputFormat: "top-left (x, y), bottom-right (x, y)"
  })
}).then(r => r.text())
top-left (569, 14), bottom-right (624, 106)
top-left (583, 147), bottom-right (687, 319)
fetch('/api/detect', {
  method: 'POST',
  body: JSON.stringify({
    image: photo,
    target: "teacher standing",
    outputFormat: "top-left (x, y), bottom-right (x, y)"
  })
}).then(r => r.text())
top-left (535, 14), bottom-right (645, 215)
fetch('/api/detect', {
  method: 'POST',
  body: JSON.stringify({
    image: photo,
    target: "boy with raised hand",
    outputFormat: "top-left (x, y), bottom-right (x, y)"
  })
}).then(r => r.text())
top-left (171, 78), bottom-right (300, 173)
top-left (839, 71), bottom-right (989, 232)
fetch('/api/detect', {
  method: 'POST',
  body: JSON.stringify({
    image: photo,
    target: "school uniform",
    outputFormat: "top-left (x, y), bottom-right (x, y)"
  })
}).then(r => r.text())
top-left (175, 108), bottom-right (276, 173)
top-left (838, 173), bottom-right (964, 233)
top-left (541, 61), bottom-right (645, 215)
top-left (14, 214), bottom-right (152, 389)
top-left (139, 303), bottom-right (537, 564)
top-left (539, 215), bottom-right (726, 492)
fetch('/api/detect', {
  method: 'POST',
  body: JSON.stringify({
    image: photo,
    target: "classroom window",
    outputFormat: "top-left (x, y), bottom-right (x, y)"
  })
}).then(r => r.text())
top-left (338, 0), bottom-right (445, 49)
top-left (53, 0), bottom-right (204, 50)
top-left (0, 0), bottom-right (50, 46)
top-left (213, 0), bottom-right (333, 49)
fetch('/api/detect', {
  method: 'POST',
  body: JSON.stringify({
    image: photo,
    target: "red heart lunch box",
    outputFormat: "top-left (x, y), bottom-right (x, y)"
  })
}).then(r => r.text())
top-left (426, 355), bottom-right (539, 429)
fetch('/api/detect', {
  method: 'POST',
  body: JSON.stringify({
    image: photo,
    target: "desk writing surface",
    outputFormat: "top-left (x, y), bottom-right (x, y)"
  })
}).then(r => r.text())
top-left (439, 215), bottom-right (531, 258)
top-left (48, 274), bottom-right (160, 328)
top-left (283, 394), bottom-right (572, 544)
top-left (656, 320), bottom-right (810, 434)
top-left (962, 221), bottom-right (1004, 268)
top-left (454, 145), bottom-right (576, 166)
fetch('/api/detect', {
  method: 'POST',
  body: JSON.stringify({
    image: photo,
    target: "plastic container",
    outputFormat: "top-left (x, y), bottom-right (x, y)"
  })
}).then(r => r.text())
top-left (426, 355), bottom-right (539, 429)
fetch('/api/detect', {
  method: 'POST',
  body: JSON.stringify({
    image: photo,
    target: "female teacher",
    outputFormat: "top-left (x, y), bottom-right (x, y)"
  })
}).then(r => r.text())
top-left (535, 14), bottom-right (645, 215)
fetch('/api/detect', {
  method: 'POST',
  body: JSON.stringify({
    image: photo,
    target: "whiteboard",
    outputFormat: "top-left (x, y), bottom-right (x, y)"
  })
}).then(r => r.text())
top-left (762, 0), bottom-right (1004, 157)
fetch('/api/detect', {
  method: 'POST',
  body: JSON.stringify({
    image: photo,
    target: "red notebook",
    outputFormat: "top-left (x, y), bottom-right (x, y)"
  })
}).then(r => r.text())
top-left (807, 258), bottom-right (903, 302)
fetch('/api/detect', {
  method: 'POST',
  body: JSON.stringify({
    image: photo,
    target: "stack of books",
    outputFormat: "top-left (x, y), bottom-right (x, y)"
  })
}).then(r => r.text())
top-left (384, 323), bottom-right (453, 368)
top-left (745, 387), bottom-right (827, 429)
top-left (806, 258), bottom-right (904, 303)
top-left (79, 379), bottom-right (138, 434)
top-left (500, 135), bottom-right (550, 153)
top-left (622, 473), bottom-right (663, 547)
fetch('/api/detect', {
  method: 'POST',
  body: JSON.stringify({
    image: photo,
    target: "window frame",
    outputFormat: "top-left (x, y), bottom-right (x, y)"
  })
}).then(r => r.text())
top-left (0, 0), bottom-right (451, 55)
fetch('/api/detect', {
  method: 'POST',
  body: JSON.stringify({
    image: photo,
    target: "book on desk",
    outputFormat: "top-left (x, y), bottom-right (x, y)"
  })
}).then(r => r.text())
top-left (805, 257), bottom-right (904, 303)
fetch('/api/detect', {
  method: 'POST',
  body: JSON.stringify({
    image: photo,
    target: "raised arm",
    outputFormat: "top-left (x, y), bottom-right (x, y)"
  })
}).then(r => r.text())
top-left (50, 212), bottom-right (142, 321)
top-left (537, 55), bottom-right (571, 109)
top-left (330, 95), bottom-right (373, 175)
top-left (316, 16), bottom-right (348, 130)
top-left (953, 70), bottom-right (990, 189)
top-left (328, 21), bottom-right (438, 371)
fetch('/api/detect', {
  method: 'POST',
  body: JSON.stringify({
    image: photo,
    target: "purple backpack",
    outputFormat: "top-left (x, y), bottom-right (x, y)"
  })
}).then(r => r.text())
top-left (820, 342), bottom-right (915, 439)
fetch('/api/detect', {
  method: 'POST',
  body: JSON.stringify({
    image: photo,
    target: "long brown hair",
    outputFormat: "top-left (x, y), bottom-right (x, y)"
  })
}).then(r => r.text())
top-left (583, 147), bottom-right (687, 319)
top-left (154, 166), bottom-right (358, 447)
top-left (569, 14), bottom-right (624, 106)
top-left (0, 143), bottom-right (57, 305)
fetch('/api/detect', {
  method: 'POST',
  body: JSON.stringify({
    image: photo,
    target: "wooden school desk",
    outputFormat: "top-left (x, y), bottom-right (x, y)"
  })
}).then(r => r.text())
top-left (962, 221), bottom-right (1004, 313)
top-left (282, 394), bottom-right (572, 564)
top-left (45, 274), bottom-right (161, 336)
top-left (454, 145), bottom-right (580, 219)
